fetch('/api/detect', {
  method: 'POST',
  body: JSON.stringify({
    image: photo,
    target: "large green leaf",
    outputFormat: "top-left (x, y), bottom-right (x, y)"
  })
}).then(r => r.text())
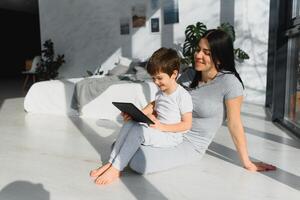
top-left (183, 22), bottom-right (207, 61)
top-left (234, 48), bottom-right (250, 60)
top-left (181, 21), bottom-right (249, 66)
top-left (194, 22), bottom-right (207, 38)
top-left (182, 41), bottom-right (193, 56)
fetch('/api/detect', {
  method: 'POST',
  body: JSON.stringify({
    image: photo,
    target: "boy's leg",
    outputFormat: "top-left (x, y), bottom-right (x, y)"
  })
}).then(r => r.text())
top-left (109, 121), bottom-right (136, 163)
top-left (140, 125), bottom-right (183, 147)
top-left (90, 121), bottom-right (136, 178)
top-left (110, 123), bottom-right (145, 171)
top-left (110, 123), bottom-right (181, 170)
top-left (95, 123), bottom-right (145, 184)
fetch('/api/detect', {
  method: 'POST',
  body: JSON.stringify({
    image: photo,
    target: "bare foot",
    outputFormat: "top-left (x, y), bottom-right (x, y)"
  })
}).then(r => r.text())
top-left (94, 165), bottom-right (121, 185)
top-left (90, 163), bottom-right (111, 178)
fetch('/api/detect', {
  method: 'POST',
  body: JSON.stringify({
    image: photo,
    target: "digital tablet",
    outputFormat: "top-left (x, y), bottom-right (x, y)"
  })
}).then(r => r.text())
top-left (112, 102), bottom-right (155, 125)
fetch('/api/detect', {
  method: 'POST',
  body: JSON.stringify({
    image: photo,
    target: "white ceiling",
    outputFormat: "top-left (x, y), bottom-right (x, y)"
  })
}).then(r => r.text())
top-left (0, 0), bottom-right (38, 14)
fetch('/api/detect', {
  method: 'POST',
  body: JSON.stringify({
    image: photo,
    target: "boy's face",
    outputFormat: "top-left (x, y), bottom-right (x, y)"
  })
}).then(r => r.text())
top-left (151, 70), bottom-right (178, 93)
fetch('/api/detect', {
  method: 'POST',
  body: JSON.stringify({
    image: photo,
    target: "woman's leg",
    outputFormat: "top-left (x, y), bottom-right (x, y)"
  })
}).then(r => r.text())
top-left (129, 140), bottom-right (202, 174)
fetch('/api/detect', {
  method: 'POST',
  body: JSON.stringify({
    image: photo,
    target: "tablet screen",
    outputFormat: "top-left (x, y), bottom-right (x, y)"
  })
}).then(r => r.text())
top-left (112, 102), bottom-right (154, 125)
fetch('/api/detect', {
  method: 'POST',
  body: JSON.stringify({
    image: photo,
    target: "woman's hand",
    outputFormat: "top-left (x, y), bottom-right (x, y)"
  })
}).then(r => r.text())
top-left (225, 97), bottom-right (276, 173)
top-left (244, 161), bottom-right (276, 172)
top-left (121, 112), bottom-right (132, 122)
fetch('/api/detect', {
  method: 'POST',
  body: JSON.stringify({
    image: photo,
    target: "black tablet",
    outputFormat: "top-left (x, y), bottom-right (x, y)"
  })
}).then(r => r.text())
top-left (112, 102), bottom-right (154, 125)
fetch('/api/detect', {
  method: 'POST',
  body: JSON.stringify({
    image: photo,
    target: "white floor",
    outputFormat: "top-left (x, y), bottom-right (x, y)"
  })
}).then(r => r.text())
top-left (0, 80), bottom-right (300, 200)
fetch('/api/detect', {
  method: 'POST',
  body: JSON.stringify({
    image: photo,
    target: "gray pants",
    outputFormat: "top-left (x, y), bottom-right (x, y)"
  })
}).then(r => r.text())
top-left (129, 140), bottom-right (202, 174)
top-left (109, 121), bottom-right (202, 173)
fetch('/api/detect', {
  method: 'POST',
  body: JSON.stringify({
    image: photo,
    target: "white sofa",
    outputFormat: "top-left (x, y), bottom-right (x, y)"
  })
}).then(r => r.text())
top-left (24, 78), bottom-right (158, 121)
top-left (24, 78), bottom-right (82, 116)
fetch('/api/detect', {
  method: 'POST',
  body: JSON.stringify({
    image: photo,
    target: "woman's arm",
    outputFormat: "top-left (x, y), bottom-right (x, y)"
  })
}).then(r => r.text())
top-left (225, 96), bottom-right (276, 171)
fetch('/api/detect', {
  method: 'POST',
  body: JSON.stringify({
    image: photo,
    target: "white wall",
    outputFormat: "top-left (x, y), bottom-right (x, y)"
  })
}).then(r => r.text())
top-left (38, 0), bottom-right (270, 105)
top-left (234, 0), bottom-right (270, 104)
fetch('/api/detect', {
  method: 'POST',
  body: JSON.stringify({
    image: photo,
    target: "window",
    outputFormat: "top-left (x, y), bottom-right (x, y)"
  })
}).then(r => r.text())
top-left (292, 0), bottom-right (300, 18)
top-left (284, 36), bottom-right (300, 128)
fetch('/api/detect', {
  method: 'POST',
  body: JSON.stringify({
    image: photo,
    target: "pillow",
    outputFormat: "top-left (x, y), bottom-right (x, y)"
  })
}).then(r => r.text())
top-left (118, 56), bottom-right (132, 67)
top-left (137, 61), bottom-right (148, 68)
top-left (126, 61), bottom-right (141, 74)
top-left (106, 64), bottom-right (130, 76)
top-left (134, 66), bottom-right (151, 81)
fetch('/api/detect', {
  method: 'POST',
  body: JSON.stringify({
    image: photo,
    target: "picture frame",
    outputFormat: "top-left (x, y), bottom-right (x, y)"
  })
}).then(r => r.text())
top-left (120, 17), bottom-right (130, 35)
top-left (163, 0), bottom-right (179, 24)
top-left (132, 4), bottom-right (146, 28)
top-left (151, 18), bottom-right (159, 32)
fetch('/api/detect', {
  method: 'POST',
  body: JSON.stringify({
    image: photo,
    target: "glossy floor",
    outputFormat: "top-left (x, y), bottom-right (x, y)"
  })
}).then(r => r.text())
top-left (0, 80), bottom-right (299, 200)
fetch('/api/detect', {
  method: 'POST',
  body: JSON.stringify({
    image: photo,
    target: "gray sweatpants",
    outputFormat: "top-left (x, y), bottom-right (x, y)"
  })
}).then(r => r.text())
top-left (108, 121), bottom-right (202, 173)
top-left (129, 140), bottom-right (202, 174)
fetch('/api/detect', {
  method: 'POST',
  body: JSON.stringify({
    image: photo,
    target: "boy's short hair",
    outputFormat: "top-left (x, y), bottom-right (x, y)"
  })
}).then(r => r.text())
top-left (146, 47), bottom-right (180, 77)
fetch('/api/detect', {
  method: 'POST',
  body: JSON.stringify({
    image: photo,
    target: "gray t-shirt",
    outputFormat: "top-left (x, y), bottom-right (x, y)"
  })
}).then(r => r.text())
top-left (178, 68), bottom-right (244, 153)
top-left (155, 84), bottom-right (193, 125)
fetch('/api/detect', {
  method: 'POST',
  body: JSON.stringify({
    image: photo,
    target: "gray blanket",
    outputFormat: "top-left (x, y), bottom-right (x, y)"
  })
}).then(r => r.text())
top-left (71, 72), bottom-right (151, 110)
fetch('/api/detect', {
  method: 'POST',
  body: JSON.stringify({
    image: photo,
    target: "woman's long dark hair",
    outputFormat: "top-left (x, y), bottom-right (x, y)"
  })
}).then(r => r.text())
top-left (190, 29), bottom-right (244, 88)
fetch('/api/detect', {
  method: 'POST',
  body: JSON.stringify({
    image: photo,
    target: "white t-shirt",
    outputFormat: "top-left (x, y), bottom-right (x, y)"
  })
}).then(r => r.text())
top-left (154, 84), bottom-right (193, 125)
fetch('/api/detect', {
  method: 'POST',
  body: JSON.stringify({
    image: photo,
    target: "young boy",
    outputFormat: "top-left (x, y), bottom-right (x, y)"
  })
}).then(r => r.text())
top-left (90, 47), bottom-right (193, 185)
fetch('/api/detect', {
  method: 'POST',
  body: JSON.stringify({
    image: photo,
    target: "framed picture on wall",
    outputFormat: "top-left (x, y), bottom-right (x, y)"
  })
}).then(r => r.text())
top-left (120, 17), bottom-right (130, 35)
top-left (163, 0), bottom-right (179, 24)
top-left (151, 18), bottom-right (159, 32)
top-left (132, 4), bottom-right (146, 28)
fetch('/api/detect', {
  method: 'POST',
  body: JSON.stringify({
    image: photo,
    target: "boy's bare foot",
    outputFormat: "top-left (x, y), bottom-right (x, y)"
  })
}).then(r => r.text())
top-left (90, 163), bottom-right (111, 178)
top-left (94, 165), bottom-right (121, 185)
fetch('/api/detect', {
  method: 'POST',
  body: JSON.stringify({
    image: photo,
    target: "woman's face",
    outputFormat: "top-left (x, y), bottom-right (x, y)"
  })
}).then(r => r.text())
top-left (194, 38), bottom-right (217, 72)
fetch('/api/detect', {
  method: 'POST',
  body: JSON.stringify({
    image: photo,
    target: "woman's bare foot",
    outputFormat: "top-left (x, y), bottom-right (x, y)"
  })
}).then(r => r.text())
top-left (94, 165), bottom-right (121, 185)
top-left (90, 163), bottom-right (111, 178)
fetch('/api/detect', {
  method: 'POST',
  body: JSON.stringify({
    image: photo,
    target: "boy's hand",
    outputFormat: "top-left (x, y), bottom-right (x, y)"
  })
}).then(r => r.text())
top-left (149, 117), bottom-right (164, 131)
top-left (121, 112), bottom-right (132, 122)
top-left (147, 114), bottom-right (157, 122)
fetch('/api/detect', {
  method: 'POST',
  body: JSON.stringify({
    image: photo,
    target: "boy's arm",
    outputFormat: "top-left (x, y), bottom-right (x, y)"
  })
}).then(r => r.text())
top-left (150, 112), bottom-right (192, 133)
top-left (141, 101), bottom-right (155, 116)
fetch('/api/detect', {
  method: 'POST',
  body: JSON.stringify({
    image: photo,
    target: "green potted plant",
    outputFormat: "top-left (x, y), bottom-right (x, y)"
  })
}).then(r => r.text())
top-left (182, 22), bottom-right (249, 66)
top-left (37, 39), bottom-right (65, 80)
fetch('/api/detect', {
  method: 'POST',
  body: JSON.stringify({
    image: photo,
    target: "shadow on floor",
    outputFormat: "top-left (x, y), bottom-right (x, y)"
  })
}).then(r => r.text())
top-left (69, 117), bottom-right (169, 200)
top-left (207, 142), bottom-right (300, 191)
top-left (241, 111), bottom-right (269, 121)
top-left (0, 181), bottom-right (50, 200)
top-left (244, 126), bottom-right (300, 149)
top-left (0, 78), bottom-right (25, 100)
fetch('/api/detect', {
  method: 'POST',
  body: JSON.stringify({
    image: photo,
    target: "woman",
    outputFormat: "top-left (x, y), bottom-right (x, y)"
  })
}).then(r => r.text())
top-left (128, 29), bottom-right (276, 174)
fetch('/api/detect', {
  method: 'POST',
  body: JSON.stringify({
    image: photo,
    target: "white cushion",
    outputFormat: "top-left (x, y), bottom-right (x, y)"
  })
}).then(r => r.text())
top-left (81, 81), bottom-right (158, 121)
top-left (118, 56), bottom-right (132, 67)
top-left (107, 64), bottom-right (130, 76)
top-left (24, 78), bottom-right (83, 115)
